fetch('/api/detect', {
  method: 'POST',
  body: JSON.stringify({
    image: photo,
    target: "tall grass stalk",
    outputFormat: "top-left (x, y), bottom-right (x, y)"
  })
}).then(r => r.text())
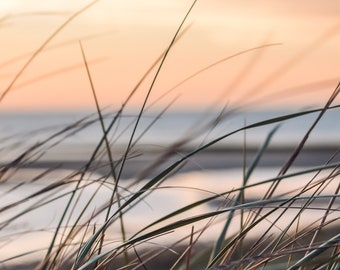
top-left (0, 1), bottom-right (339, 269)
top-left (0, 0), bottom-right (101, 103)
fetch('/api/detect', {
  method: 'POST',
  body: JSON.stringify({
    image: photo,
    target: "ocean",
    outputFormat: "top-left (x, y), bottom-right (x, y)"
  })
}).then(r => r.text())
top-left (0, 108), bottom-right (339, 265)
top-left (0, 107), bottom-right (339, 149)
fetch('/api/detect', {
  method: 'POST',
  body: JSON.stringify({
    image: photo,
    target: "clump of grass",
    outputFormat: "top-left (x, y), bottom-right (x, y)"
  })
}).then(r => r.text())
top-left (0, 1), bottom-right (339, 270)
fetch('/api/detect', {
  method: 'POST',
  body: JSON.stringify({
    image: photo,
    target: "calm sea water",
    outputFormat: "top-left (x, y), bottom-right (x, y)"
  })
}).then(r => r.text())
top-left (0, 108), bottom-right (339, 150)
top-left (0, 108), bottom-right (339, 264)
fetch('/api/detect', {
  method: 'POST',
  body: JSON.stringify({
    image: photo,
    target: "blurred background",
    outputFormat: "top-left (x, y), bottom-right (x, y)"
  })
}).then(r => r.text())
top-left (0, 0), bottom-right (339, 112)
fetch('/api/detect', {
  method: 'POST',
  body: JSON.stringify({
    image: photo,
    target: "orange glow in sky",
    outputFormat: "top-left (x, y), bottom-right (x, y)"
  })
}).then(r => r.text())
top-left (0, 0), bottom-right (339, 111)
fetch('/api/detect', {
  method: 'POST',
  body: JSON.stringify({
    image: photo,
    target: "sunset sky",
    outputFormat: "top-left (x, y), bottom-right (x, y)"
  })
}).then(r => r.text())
top-left (0, 0), bottom-right (339, 111)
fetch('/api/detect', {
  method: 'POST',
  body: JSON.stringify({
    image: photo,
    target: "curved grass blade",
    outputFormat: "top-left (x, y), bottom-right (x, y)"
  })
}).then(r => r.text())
top-left (72, 1), bottom-right (199, 268)
top-left (211, 124), bottom-right (281, 259)
top-left (75, 195), bottom-right (339, 270)
top-left (0, 0), bottom-right (101, 103)
top-left (73, 104), bottom-right (340, 268)
top-left (287, 233), bottom-right (340, 270)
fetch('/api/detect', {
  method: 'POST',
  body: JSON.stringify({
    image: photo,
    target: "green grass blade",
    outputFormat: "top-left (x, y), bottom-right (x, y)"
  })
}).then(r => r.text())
top-left (72, 2), bottom-right (199, 268)
top-left (75, 195), bottom-right (339, 270)
top-left (287, 233), bottom-right (340, 270)
top-left (211, 124), bottom-right (281, 259)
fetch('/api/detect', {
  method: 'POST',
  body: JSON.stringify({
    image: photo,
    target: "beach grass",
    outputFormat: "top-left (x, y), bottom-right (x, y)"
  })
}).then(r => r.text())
top-left (0, 1), bottom-right (340, 269)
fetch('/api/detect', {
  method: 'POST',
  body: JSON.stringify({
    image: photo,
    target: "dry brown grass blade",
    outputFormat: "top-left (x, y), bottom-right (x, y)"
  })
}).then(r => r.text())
top-left (0, 0), bottom-right (101, 103)
top-left (279, 82), bottom-right (340, 176)
top-left (251, 83), bottom-right (340, 228)
top-left (235, 22), bottom-right (340, 106)
top-left (0, 30), bottom-right (114, 69)
top-left (10, 57), bottom-right (106, 92)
